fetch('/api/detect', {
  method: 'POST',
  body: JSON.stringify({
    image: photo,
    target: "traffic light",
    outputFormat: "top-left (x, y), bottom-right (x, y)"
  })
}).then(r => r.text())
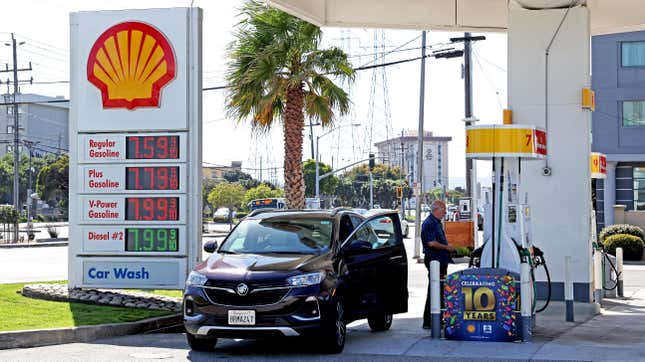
top-left (396, 186), bottom-right (403, 199)
top-left (368, 153), bottom-right (375, 171)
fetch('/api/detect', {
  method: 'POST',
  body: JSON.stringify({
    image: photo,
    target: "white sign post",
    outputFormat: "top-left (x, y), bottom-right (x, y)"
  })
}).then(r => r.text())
top-left (69, 8), bottom-right (202, 289)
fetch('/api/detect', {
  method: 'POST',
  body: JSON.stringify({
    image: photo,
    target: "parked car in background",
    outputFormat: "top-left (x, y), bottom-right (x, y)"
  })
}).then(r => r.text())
top-left (183, 208), bottom-right (408, 353)
top-left (213, 208), bottom-right (232, 222)
top-left (357, 208), bottom-right (409, 238)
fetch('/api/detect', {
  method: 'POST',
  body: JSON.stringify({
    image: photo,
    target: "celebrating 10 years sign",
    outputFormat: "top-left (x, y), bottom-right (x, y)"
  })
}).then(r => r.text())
top-left (69, 8), bottom-right (202, 289)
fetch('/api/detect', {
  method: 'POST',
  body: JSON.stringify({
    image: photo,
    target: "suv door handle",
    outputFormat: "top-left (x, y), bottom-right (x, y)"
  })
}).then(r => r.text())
top-left (389, 255), bottom-right (403, 261)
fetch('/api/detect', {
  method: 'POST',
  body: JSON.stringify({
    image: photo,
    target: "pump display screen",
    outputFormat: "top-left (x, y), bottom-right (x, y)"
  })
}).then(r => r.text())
top-left (126, 135), bottom-right (179, 159)
top-left (125, 228), bottom-right (179, 252)
top-left (125, 167), bottom-right (179, 190)
top-left (125, 197), bottom-right (179, 221)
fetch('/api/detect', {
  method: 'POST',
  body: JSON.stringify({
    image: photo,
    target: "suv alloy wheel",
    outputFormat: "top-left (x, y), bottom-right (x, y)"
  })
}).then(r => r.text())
top-left (367, 312), bottom-right (393, 332)
top-left (320, 299), bottom-right (346, 353)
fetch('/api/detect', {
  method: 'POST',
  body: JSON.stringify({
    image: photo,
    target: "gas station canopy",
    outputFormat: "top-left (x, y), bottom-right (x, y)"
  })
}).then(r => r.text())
top-left (267, 0), bottom-right (645, 35)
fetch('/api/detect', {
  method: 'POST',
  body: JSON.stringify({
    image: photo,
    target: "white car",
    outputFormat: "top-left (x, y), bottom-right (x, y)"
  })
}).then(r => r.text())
top-left (357, 208), bottom-right (409, 238)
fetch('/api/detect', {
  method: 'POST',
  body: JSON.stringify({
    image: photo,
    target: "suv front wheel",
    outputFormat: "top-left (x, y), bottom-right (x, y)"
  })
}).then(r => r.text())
top-left (320, 299), bottom-right (346, 354)
top-left (368, 312), bottom-right (393, 332)
top-left (186, 333), bottom-right (218, 351)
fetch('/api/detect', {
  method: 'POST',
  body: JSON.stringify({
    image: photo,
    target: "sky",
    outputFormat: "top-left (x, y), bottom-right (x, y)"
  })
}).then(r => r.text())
top-left (0, 0), bottom-right (507, 188)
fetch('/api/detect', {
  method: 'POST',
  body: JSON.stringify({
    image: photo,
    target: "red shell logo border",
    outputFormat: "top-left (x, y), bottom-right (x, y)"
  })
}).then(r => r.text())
top-left (87, 21), bottom-right (176, 110)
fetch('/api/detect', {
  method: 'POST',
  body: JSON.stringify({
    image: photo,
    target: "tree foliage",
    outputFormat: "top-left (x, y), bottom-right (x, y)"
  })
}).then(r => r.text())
top-left (334, 163), bottom-right (408, 208)
top-left (243, 184), bottom-right (284, 208)
top-left (225, 0), bottom-right (354, 208)
top-left (303, 159), bottom-right (338, 197)
top-left (35, 155), bottom-right (69, 212)
top-left (207, 182), bottom-right (246, 211)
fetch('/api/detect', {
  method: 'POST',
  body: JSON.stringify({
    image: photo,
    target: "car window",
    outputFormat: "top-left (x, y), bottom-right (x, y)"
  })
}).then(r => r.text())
top-left (219, 217), bottom-right (333, 254)
top-left (338, 215), bottom-right (354, 242)
top-left (348, 214), bottom-right (399, 250)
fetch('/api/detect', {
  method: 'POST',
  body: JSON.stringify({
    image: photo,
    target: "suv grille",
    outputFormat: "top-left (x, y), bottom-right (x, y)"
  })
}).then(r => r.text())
top-left (203, 280), bottom-right (291, 306)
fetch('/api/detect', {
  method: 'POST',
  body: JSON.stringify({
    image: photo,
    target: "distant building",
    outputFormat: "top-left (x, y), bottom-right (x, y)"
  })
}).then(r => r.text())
top-left (0, 93), bottom-right (69, 157)
top-left (592, 31), bottom-right (645, 232)
top-left (202, 161), bottom-right (243, 179)
top-left (374, 130), bottom-right (451, 192)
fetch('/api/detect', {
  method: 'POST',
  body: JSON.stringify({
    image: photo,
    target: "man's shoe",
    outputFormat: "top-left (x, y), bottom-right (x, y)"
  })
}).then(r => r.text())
top-left (422, 324), bottom-right (431, 330)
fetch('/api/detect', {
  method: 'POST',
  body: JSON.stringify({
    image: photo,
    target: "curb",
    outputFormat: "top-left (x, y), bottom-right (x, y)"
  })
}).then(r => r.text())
top-left (0, 313), bottom-right (182, 350)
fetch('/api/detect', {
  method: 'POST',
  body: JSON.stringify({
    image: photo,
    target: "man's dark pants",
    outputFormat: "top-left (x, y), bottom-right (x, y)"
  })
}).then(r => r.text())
top-left (423, 255), bottom-right (448, 327)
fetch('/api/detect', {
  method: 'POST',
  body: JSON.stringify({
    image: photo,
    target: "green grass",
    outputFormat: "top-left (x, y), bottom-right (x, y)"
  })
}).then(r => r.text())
top-left (0, 281), bottom-right (171, 332)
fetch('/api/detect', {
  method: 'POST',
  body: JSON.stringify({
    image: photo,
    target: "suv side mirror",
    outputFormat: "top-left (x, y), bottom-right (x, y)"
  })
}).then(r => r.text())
top-left (203, 240), bottom-right (218, 253)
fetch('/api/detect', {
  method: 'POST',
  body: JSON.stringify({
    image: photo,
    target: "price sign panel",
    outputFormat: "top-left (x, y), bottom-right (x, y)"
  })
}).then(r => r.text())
top-left (80, 164), bottom-right (186, 193)
top-left (444, 268), bottom-right (519, 342)
top-left (69, 8), bottom-right (202, 290)
top-left (78, 226), bottom-right (186, 255)
top-left (79, 195), bottom-right (186, 224)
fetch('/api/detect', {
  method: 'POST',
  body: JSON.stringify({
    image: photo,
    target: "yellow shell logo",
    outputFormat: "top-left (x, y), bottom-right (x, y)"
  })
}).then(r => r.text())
top-left (87, 22), bottom-right (176, 110)
top-left (466, 324), bottom-right (476, 333)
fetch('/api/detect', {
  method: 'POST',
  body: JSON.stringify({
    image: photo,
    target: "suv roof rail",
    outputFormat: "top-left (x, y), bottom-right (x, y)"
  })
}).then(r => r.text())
top-left (331, 207), bottom-right (353, 216)
top-left (247, 208), bottom-right (280, 217)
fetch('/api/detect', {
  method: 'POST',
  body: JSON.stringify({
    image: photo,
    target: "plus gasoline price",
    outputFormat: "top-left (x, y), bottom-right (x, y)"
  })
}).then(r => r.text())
top-left (126, 166), bottom-right (179, 190)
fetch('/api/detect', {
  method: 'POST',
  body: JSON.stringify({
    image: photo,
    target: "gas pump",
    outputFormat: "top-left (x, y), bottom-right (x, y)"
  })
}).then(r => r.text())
top-left (444, 124), bottom-right (550, 342)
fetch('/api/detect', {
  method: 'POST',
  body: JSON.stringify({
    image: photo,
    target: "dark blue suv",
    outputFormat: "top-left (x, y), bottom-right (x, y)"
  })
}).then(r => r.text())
top-left (183, 208), bottom-right (408, 353)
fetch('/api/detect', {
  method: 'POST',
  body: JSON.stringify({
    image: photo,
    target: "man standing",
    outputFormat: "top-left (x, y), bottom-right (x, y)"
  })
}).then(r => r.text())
top-left (422, 200), bottom-right (455, 329)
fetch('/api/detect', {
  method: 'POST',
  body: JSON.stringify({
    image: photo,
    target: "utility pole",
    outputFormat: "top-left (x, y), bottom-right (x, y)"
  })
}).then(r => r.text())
top-left (464, 32), bottom-right (474, 197)
top-left (451, 33), bottom-right (485, 246)
top-left (413, 31), bottom-right (427, 261)
top-left (0, 34), bottom-right (32, 243)
top-left (400, 129), bottom-right (405, 217)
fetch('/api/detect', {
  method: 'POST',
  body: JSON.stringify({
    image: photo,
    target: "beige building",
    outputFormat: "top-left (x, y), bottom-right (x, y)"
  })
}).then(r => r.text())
top-left (202, 161), bottom-right (242, 180)
top-left (374, 130), bottom-right (451, 192)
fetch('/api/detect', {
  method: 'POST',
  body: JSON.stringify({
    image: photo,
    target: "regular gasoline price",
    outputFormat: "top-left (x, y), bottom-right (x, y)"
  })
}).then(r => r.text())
top-left (126, 135), bottom-right (179, 159)
top-left (125, 228), bottom-right (179, 252)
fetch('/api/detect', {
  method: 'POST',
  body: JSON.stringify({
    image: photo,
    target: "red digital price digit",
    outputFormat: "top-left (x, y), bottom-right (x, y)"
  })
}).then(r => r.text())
top-left (157, 167), bottom-right (168, 190)
top-left (157, 137), bottom-right (168, 159)
top-left (142, 137), bottom-right (155, 159)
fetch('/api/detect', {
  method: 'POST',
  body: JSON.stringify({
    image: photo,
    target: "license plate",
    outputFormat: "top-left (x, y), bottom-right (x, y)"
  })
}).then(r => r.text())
top-left (228, 310), bottom-right (255, 325)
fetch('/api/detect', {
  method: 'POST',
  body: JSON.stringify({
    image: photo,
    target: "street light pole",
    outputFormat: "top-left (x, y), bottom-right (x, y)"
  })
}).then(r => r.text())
top-left (413, 31), bottom-right (427, 261)
top-left (315, 123), bottom-right (360, 200)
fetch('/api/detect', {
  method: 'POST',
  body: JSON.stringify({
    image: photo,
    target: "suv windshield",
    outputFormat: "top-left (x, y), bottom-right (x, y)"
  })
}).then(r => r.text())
top-left (219, 217), bottom-right (333, 254)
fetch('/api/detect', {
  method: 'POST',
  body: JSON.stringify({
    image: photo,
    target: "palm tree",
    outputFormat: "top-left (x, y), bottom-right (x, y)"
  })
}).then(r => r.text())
top-left (226, 1), bottom-right (354, 209)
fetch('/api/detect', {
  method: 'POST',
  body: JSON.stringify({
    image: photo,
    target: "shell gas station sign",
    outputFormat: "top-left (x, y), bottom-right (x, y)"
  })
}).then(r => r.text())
top-left (466, 125), bottom-right (547, 159)
top-left (69, 8), bottom-right (202, 289)
top-left (590, 152), bottom-right (607, 179)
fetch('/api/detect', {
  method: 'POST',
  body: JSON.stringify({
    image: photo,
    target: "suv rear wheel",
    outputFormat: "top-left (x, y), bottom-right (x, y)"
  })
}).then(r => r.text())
top-left (368, 312), bottom-right (393, 332)
top-left (320, 299), bottom-right (346, 354)
top-left (186, 333), bottom-right (218, 351)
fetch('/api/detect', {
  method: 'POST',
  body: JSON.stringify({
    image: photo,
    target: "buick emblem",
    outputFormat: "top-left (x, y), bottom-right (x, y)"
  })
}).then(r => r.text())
top-left (236, 283), bottom-right (249, 296)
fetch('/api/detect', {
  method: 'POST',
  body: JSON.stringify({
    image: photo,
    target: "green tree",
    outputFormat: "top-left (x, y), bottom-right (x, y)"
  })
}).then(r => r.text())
top-left (226, 1), bottom-right (354, 209)
top-left (207, 182), bottom-right (246, 213)
top-left (36, 155), bottom-right (69, 215)
top-left (243, 184), bottom-right (284, 209)
top-left (303, 159), bottom-right (338, 197)
top-left (335, 163), bottom-right (406, 208)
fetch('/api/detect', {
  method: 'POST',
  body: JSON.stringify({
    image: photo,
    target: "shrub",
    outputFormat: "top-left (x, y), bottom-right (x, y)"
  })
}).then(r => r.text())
top-left (603, 234), bottom-right (644, 260)
top-left (454, 246), bottom-right (472, 258)
top-left (235, 212), bottom-right (248, 219)
top-left (599, 224), bottom-right (644, 243)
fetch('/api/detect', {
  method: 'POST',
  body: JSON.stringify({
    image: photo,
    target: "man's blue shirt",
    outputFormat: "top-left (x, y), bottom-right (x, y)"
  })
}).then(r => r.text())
top-left (421, 213), bottom-right (453, 264)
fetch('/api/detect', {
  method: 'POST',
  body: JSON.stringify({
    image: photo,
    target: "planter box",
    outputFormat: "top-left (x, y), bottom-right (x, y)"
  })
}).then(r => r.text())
top-left (445, 221), bottom-right (474, 248)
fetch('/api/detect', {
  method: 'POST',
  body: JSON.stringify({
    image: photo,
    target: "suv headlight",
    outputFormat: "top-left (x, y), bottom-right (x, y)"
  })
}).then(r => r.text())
top-left (186, 271), bottom-right (208, 286)
top-left (287, 272), bottom-right (325, 287)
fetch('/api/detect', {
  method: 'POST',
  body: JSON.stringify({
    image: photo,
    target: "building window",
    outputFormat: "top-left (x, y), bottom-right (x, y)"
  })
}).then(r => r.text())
top-left (634, 167), bottom-right (645, 210)
top-left (622, 41), bottom-right (645, 67)
top-left (623, 101), bottom-right (645, 126)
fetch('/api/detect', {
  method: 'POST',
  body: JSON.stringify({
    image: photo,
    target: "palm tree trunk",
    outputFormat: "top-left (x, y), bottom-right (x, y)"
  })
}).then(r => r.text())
top-left (283, 85), bottom-right (306, 209)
